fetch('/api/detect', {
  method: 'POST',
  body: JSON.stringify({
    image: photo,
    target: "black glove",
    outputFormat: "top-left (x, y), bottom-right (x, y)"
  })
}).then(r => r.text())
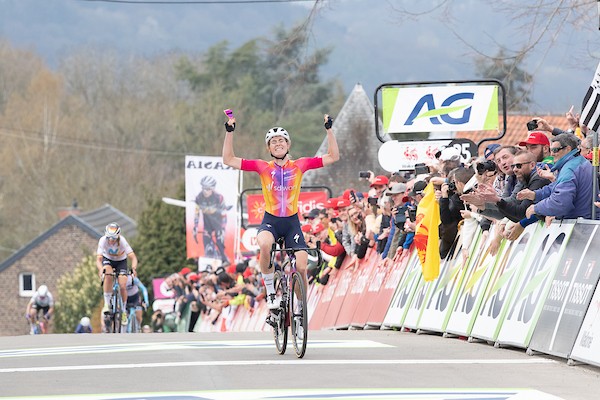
top-left (224, 121), bottom-right (235, 132)
top-left (324, 115), bottom-right (333, 130)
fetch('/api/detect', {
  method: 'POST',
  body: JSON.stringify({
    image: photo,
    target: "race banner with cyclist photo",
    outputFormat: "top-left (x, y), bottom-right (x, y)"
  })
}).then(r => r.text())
top-left (185, 155), bottom-right (240, 270)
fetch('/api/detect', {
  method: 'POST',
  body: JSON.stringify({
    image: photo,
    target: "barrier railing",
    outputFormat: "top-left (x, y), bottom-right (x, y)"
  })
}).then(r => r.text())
top-left (180, 219), bottom-right (600, 368)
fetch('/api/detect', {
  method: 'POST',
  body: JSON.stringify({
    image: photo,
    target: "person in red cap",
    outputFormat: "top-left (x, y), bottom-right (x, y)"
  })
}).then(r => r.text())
top-left (369, 175), bottom-right (389, 198)
top-left (222, 112), bottom-right (340, 311)
top-left (519, 131), bottom-right (554, 165)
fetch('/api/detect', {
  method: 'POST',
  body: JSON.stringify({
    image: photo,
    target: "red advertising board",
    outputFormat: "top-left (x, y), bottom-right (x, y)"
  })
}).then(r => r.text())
top-left (246, 191), bottom-right (328, 225)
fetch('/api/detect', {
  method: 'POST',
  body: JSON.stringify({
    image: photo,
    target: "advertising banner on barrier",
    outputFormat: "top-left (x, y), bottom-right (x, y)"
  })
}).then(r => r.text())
top-left (496, 221), bottom-right (574, 348)
top-left (446, 229), bottom-right (498, 337)
top-left (402, 258), bottom-right (437, 330)
top-left (382, 253), bottom-right (422, 328)
top-left (530, 222), bottom-right (600, 358)
top-left (308, 272), bottom-right (338, 330)
top-left (470, 223), bottom-right (539, 342)
top-left (185, 155), bottom-right (240, 266)
top-left (335, 252), bottom-right (379, 329)
top-left (323, 256), bottom-right (365, 330)
top-left (571, 273), bottom-right (600, 367)
top-left (364, 251), bottom-right (415, 328)
top-left (418, 233), bottom-right (472, 333)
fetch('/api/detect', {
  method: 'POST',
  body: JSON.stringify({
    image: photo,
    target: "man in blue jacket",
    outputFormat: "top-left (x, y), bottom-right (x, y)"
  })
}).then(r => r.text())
top-left (519, 134), bottom-right (594, 220)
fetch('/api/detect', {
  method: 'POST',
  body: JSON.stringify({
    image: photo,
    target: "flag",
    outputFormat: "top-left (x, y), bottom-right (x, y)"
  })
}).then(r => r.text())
top-left (579, 61), bottom-right (600, 132)
top-left (413, 182), bottom-right (441, 281)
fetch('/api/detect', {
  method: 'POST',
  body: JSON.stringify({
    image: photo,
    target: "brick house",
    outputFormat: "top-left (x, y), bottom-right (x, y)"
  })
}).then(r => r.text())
top-left (0, 205), bottom-right (136, 336)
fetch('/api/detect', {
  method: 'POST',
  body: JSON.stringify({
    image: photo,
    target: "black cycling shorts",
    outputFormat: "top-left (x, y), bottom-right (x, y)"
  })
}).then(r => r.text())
top-left (102, 257), bottom-right (129, 275)
top-left (126, 292), bottom-right (141, 309)
top-left (258, 212), bottom-right (307, 250)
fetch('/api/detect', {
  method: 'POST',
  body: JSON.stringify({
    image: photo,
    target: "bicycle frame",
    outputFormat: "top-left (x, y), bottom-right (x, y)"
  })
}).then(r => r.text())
top-left (268, 239), bottom-right (321, 358)
top-left (126, 304), bottom-right (141, 333)
top-left (101, 271), bottom-right (128, 334)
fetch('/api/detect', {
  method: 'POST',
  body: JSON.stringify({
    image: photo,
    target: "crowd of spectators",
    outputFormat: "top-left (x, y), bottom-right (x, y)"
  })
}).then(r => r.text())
top-left (152, 261), bottom-right (263, 332)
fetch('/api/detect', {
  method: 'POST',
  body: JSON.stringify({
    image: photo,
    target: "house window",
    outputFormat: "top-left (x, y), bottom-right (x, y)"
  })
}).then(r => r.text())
top-left (19, 273), bottom-right (36, 297)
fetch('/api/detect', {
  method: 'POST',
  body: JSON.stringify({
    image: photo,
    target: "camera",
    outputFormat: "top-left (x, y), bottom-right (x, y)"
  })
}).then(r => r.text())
top-left (358, 171), bottom-right (370, 179)
top-left (394, 206), bottom-right (407, 228)
top-left (476, 160), bottom-right (497, 175)
top-left (407, 208), bottom-right (417, 222)
top-left (526, 119), bottom-right (538, 131)
top-left (447, 181), bottom-right (457, 193)
top-left (414, 163), bottom-right (429, 176)
top-left (367, 197), bottom-right (378, 206)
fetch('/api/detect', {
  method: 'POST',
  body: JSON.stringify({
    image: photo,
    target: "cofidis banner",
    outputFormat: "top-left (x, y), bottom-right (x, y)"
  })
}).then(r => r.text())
top-left (382, 85), bottom-right (498, 133)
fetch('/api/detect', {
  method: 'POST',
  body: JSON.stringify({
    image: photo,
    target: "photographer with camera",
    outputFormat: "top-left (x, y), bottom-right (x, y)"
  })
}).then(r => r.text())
top-left (461, 146), bottom-right (520, 220)
top-left (381, 182), bottom-right (408, 260)
top-left (439, 167), bottom-right (475, 259)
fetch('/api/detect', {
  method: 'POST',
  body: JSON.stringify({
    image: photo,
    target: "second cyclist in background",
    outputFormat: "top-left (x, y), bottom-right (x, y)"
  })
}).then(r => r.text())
top-left (125, 273), bottom-right (149, 330)
top-left (96, 222), bottom-right (138, 325)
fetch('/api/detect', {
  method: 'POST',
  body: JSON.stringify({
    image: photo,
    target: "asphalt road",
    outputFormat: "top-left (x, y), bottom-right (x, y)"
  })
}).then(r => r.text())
top-left (0, 329), bottom-right (598, 399)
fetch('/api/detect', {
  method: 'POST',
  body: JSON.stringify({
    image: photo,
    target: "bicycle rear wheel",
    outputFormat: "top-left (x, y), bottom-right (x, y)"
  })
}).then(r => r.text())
top-left (272, 271), bottom-right (288, 355)
top-left (113, 311), bottom-right (122, 334)
top-left (290, 271), bottom-right (308, 358)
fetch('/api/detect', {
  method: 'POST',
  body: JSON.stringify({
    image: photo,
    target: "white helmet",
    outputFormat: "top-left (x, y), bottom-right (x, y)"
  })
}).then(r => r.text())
top-left (37, 285), bottom-right (48, 297)
top-left (104, 222), bottom-right (121, 239)
top-left (265, 127), bottom-right (290, 145)
top-left (80, 317), bottom-right (91, 327)
top-left (200, 176), bottom-right (217, 189)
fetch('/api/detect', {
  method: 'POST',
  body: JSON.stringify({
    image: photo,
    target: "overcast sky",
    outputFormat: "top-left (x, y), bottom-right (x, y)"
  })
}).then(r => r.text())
top-left (1, 0), bottom-right (599, 115)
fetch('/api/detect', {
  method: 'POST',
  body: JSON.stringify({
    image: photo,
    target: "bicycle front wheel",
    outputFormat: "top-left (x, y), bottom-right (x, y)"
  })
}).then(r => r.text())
top-left (290, 271), bottom-right (308, 358)
top-left (272, 271), bottom-right (288, 355)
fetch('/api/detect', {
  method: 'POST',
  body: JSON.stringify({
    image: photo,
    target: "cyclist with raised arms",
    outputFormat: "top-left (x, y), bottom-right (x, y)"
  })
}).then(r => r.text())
top-left (222, 113), bottom-right (339, 310)
top-left (96, 222), bottom-right (138, 323)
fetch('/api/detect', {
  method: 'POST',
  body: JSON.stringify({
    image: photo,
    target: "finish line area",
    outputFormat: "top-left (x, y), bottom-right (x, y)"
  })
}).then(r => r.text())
top-left (0, 388), bottom-right (564, 400)
top-left (0, 332), bottom-right (591, 399)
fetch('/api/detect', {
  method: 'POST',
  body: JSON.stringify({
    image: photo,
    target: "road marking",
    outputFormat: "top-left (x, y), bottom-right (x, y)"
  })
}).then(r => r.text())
top-left (0, 357), bottom-right (555, 374)
top-left (0, 388), bottom-right (565, 400)
top-left (0, 340), bottom-right (391, 359)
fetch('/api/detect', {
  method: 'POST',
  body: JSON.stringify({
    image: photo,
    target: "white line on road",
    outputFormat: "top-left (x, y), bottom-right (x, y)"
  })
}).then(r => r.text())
top-left (0, 340), bottom-right (391, 358)
top-left (0, 358), bottom-right (556, 373)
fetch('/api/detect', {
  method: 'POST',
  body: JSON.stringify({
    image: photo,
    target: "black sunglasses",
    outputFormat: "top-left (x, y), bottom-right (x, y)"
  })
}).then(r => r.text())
top-left (550, 146), bottom-right (566, 153)
top-left (510, 162), bottom-right (531, 169)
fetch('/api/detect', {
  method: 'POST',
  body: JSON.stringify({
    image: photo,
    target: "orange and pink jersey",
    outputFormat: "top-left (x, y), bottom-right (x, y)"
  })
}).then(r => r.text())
top-left (241, 157), bottom-right (323, 217)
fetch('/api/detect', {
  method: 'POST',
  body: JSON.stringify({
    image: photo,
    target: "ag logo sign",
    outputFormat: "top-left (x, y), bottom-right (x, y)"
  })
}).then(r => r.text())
top-left (382, 85), bottom-right (498, 133)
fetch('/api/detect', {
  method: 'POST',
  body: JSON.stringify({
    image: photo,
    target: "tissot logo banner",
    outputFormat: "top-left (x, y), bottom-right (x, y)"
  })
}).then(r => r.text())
top-left (382, 85), bottom-right (499, 133)
top-left (529, 222), bottom-right (600, 358)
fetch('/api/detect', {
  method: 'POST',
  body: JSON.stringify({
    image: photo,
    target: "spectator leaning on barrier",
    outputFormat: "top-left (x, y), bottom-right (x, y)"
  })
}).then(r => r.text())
top-left (518, 133), bottom-right (595, 221)
top-left (471, 150), bottom-right (552, 224)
